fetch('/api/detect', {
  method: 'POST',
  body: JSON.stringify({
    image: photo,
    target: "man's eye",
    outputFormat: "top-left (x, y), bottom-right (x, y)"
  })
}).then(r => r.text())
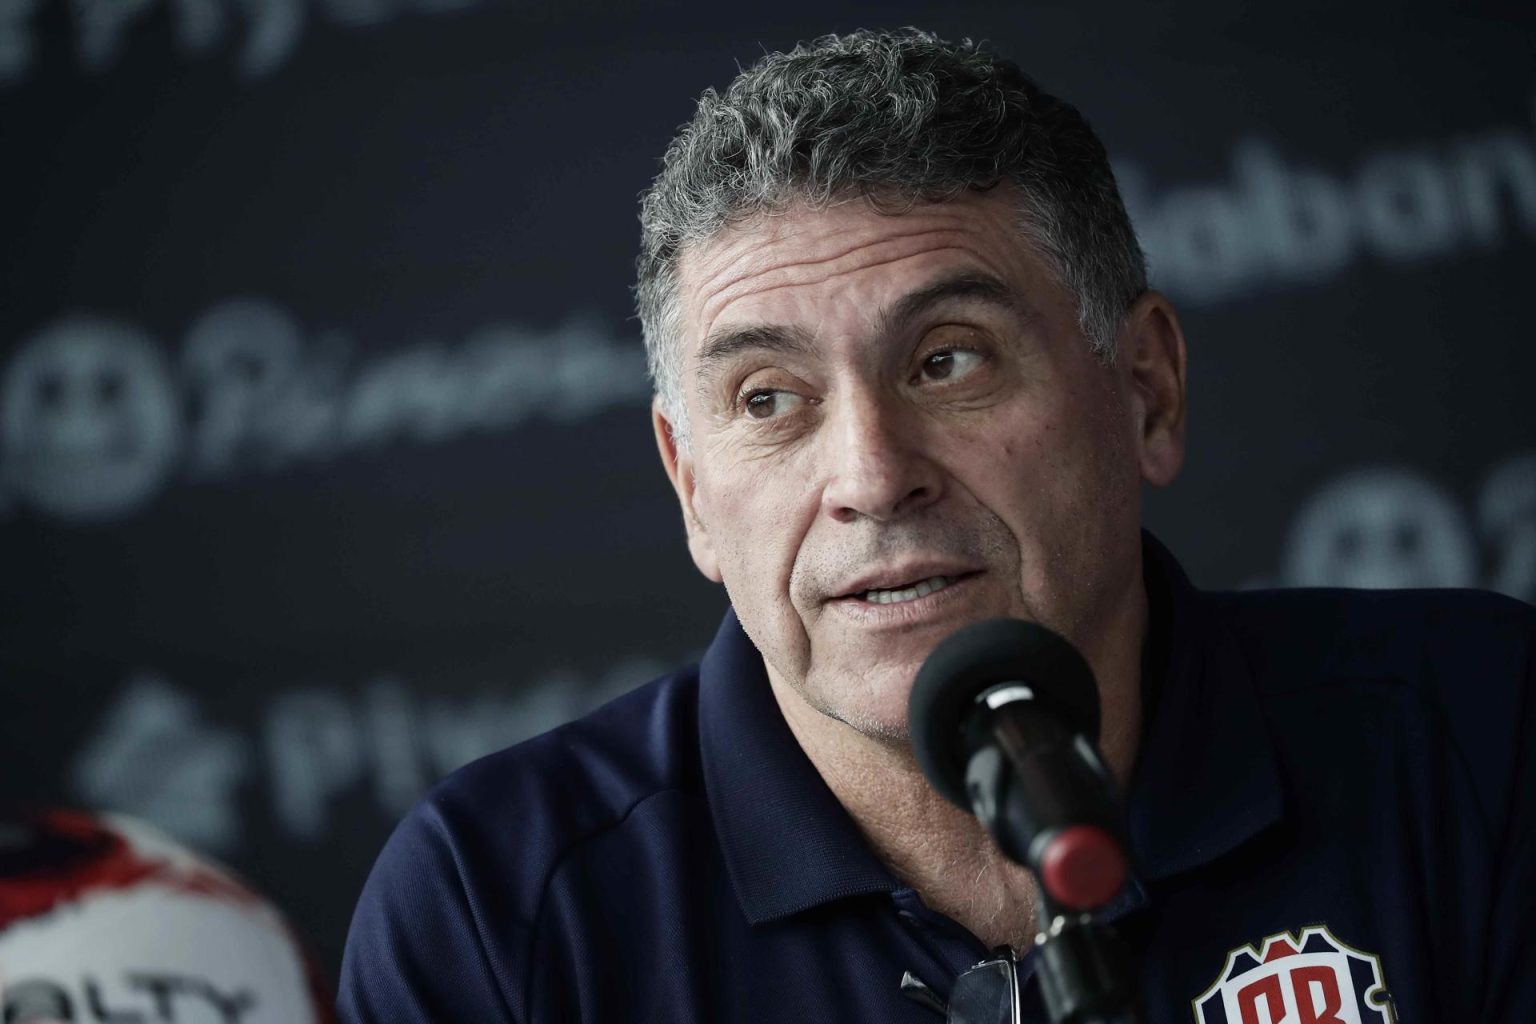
top-left (917, 349), bottom-right (983, 382)
top-left (742, 389), bottom-right (803, 420)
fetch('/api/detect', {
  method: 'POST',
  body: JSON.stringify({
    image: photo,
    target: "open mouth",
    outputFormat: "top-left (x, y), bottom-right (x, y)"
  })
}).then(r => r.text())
top-left (852, 572), bottom-right (979, 606)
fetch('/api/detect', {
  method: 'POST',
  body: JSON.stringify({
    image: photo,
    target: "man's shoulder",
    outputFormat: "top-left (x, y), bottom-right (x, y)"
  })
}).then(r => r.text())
top-left (339, 665), bottom-right (712, 1017)
top-left (1206, 584), bottom-right (1534, 693)
top-left (1205, 585), bottom-right (1533, 820)
top-left (363, 665), bottom-right (706, 918)
top-left (428, 664), bottom-right (705, 852)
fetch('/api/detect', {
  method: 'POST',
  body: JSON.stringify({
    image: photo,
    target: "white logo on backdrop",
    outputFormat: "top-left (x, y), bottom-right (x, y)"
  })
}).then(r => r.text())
top-left (68, 655), bottom-right (668, 851)
top-left (71, 674), bottom-right (251, 851)
top-left (0, 0), bottom-right (484, 83)
top-left (1254, 452), bottom-right (1536, 601)
top-left (1116, 98), bottom-right (1536, 304)
top-left (0, 300), bottom-right (648, 521)
top-left (0, 317), bottom-right (183, 521)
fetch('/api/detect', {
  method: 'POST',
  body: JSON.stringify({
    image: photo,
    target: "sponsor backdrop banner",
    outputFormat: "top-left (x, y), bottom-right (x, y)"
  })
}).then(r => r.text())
top-left (2, 0), bottom-right (1533, 977)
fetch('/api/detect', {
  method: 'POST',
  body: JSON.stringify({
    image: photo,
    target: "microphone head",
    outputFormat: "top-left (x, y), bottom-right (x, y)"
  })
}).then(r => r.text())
top-left (908, 617), bottom-right (1102, 809)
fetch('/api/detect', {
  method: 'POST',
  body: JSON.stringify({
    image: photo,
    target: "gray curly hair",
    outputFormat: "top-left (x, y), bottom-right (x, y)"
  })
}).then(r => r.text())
top-left (636, 28), bottom-right (1146, 443)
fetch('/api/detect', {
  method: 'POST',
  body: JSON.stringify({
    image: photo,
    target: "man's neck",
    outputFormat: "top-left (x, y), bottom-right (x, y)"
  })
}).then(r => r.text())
top-left (766, 581), bottom-right (1147, 951)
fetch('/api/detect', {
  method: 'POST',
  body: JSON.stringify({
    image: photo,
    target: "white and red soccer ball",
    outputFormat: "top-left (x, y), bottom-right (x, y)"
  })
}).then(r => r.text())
top-left (0, 808), bottom-right (334, 1023)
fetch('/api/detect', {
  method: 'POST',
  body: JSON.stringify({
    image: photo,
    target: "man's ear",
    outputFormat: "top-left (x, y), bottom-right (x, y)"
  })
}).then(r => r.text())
top-left (1121, 291), bottom-right (1188, 488)
top-left (653, 400), bottom-right (723, 583)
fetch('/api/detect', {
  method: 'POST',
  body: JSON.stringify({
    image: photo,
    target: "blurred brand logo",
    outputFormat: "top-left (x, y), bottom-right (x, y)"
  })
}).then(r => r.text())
top-left (1118, 96), bottom-right (1536, 306)
top-left (0, 300), bottom-right (647, 521)
top-left (71, 675), bottom-right (252, 851)
top-left (1237, 453), bottom-right (1536, 605)
top-left (0, 0), bottom-right (484, 84)
top-left (70, 655), bottom-right (666, 850)
top-left (0, 319), bottom-right (182, 521)
top-left (1, 973), bottom-right (255, 1024)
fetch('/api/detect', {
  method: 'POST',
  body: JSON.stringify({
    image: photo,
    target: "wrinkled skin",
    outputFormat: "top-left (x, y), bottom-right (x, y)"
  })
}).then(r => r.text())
top-left (654, 188), bottom-right (1187, 751)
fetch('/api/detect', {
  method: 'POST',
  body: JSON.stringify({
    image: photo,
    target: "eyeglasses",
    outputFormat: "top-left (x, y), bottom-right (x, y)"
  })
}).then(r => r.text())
top-left (902, 929), bottom-right (1142, 1024)
top-left (901, 949), bottom-right (1022, 1024)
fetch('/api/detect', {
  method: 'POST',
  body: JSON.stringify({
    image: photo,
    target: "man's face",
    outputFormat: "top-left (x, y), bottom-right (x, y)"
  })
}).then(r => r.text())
top-left (657, 189), bottom-right (1184, 740)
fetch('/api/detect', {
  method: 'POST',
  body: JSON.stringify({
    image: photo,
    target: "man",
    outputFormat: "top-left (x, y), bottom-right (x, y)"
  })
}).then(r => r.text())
top-left (339, 30), bottom-right (1534, 1022)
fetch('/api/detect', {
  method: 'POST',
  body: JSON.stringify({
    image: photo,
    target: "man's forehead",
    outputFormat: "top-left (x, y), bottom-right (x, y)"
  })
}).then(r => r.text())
top-left (676, 191), bottom-right (1034, 352)
top-left (676, 198), bottom-right (885, 293)
top-left (680, 192), bottom-right (1017, 273)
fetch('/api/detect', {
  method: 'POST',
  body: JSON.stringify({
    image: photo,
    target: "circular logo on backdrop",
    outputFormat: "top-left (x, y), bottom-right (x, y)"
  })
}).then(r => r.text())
top-left (1281, 467), bottom-right (1477, 589)
top-left (0, 317), bottom-right (182, 521)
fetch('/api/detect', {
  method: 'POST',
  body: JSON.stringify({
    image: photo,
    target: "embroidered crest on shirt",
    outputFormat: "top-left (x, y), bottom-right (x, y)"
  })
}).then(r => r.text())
top-left (1191, 924), bottom-right (1395, 1024)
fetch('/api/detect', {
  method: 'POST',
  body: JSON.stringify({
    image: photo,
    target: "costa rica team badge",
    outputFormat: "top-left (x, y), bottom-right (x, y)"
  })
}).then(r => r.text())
top-left (1192, 924), bottom-right (1396, 1024)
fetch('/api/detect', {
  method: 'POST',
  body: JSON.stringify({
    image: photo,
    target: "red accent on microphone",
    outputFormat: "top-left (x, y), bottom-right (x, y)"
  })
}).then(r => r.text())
top-left (1039, 824), bottom-right (1128, 911)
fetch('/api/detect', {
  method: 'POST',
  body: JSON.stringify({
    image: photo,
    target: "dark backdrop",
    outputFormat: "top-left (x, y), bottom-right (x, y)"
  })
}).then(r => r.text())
top-left (2, 0), bottom-right (1533, 978)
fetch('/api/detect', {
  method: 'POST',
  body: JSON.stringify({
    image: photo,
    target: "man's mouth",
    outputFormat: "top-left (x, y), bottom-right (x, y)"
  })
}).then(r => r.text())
top-left (858, 575), bottom-right (959, 605)
top-left (848, 571), bottom-right (981, 605)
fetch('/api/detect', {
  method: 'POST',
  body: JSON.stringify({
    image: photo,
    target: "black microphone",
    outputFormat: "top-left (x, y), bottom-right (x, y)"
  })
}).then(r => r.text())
top-left (909, 617), bottom-right (1141, 1024)
top-left (909, 617), bottom-right (1129, 909)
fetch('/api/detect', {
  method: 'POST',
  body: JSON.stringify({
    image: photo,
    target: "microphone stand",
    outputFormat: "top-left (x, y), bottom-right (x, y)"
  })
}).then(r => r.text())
top-left (1030, 894), bottom-right (1140, 1024)
top-left (966, 714), bottom-right (1142, 1024)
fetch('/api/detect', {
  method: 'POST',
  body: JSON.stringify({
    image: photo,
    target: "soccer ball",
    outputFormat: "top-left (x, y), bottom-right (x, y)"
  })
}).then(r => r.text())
top-left (0, 808), bottom-right (333, 1023)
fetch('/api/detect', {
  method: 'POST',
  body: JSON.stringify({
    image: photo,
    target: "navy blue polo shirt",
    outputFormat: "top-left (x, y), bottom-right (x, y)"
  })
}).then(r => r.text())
top-left (338, 538), bottom-right (1535, 1022)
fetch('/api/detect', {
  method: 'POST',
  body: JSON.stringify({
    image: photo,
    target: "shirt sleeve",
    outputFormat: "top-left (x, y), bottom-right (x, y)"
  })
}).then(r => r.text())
top-left (337, 799), bottom-right (524, 1024)
top-left (1483, 611), bottom-right (1536, 1023)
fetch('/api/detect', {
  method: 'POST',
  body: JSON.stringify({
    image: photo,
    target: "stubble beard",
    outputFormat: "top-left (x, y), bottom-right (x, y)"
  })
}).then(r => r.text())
top-left (787, 507), bottom-right (1026, 746)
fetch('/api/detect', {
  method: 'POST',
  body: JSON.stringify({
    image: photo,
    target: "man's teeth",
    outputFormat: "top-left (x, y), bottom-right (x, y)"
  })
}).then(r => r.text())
top-left (861, 575), bottom-right (957, 605)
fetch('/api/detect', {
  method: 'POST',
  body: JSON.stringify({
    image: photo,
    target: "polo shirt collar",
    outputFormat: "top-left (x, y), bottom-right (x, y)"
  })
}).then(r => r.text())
top-left (699, 533), bottom-right (1286, 925)
top-left (699, 609), bottom-right (897, 924)
top-left (1129, 534), bottom-right (1284, 879)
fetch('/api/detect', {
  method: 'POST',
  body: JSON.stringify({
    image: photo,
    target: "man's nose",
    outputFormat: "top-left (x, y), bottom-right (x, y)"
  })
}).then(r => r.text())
top-left (820, 391), bottom-right (943, 523)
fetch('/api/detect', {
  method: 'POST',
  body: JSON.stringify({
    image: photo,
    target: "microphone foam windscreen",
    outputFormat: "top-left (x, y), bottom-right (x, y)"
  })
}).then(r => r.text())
top-left (908, 618), bottom-right (1101, 808)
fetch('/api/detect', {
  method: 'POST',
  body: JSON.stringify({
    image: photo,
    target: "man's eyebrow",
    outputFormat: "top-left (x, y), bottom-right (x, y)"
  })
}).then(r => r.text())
top-left (693, 271), bottom-right (1033, 382)
top-left (879, 271), bottom-right (1037, 334)
top-left (697, 324), bottom-right (817, 375)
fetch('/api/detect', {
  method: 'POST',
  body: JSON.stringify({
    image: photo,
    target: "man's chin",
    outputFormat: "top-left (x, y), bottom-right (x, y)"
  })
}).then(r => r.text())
top-left (773, 662), bottom-right (918, 747)
top-left (818, 696), bottom-right (912, 746)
